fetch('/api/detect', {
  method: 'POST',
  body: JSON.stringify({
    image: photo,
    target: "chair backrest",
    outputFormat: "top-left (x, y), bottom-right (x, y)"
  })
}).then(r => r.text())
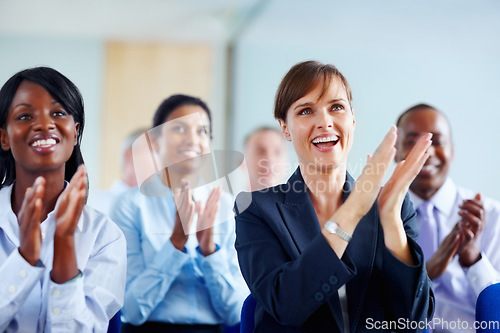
top-left (476, 283), bottom-right (500, 332)
top-left (107, 310), bottom-right (121, 333)
top-left (240, 294), bottom-right (257, 333)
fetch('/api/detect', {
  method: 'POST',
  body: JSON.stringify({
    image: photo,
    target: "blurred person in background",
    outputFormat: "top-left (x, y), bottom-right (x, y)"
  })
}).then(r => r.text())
top-left (112, 94), bottom-right (247, 333)
top-left (243, 126), bottom-right (290, 191)
top-left (89, 127), bottom-right (146, 216)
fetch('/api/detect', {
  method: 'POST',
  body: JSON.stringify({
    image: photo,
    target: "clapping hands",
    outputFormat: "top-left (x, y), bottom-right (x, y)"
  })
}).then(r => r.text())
top-left (171, 180), bottom-right (221, 256)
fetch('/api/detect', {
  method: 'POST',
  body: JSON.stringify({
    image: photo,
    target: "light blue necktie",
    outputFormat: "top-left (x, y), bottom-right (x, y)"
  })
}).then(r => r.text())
top-left (417, 201), bottom-right (439, 261)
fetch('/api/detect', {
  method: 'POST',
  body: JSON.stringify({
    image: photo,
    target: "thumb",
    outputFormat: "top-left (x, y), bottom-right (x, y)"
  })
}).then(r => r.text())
top-left (474, 193), bottom-right (482, 202)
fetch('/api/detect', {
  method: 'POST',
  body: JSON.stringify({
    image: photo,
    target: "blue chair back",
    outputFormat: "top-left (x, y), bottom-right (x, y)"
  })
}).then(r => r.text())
top-left (108, 310), bottom-right (121, 333)
top-left (476, 283), bottom-right (500, 332)
top-left (240, 294), bottom-right (257, 333)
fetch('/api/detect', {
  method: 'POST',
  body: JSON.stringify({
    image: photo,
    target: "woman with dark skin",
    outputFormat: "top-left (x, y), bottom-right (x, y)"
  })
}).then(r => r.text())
top-left (0, 67), bottom-right (126, 332)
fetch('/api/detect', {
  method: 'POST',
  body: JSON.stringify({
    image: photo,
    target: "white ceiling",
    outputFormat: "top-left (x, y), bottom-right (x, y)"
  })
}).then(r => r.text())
top-left (0, 0), bottom-right (263, 42)
top-left (1, 0), bottom-right (499, 45)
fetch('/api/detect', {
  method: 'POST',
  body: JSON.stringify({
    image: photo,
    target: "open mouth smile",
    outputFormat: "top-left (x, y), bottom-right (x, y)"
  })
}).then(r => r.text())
top-left (312, 135), bottom-right (340, 151)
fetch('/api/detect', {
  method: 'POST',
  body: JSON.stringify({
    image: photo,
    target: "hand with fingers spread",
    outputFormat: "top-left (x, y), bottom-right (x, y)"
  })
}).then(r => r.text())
top-left (196, 187), bottom-right (221, 256)
top-left (457, 193), bottom-right (485, 267)
top-left (54, 165), bottom-right (87, 238)
top-left (377, 132), bottom-right (431, 264)
top-left (170, 179), bottom-right (196, 251)
top-left (325, 126), bottom-right (416, 258)
top-left (378, 132), bottom-right (432, 222)
top-left (18, 177), bottom-right (46, 266)
top-left (342, 126), bottom-right (400, 220)
top-left (52, 165), bottom-right (87, 283)
top-left (426, 224), bottom-right (461, 279)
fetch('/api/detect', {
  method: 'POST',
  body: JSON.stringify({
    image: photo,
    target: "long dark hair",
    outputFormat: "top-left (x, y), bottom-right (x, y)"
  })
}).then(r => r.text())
top-left (0, 67), bottom-right (85, 188)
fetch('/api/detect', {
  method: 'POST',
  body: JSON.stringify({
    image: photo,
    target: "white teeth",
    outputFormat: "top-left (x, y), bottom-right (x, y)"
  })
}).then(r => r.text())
top-left (31, 139), bottom-right (57, 147)
top-left (181, 151), bottom-right (198, 158)
top-left (312, 136), bottom-right (338, 144)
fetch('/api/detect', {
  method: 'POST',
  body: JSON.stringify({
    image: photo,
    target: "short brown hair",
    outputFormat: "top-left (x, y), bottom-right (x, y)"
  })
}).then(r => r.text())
top-left (274, 61), bottom-right (352, 121)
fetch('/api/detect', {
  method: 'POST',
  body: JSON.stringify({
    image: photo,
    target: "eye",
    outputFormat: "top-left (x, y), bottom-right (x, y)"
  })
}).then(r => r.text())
top-left (404, 139), bottom-right (416, 148)
top-left (331, 104), bottom-right (344, 111)
top-left (298, 108), bottom-right (311, 115)
top-left (198, 127), bottom-right (209, 135)
top-left (52, 110), bottom-right (68, 117)
top-left (432, 140), bottom-right (443, 147)
top-left (16, 113), bottom-right (32, 121)
top-left (172, 125), bottom-right (185, 133)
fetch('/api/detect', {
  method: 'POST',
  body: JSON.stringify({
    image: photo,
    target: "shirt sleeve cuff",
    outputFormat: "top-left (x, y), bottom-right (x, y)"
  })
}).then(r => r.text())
top-left (151, 239), bottom-right (189, 275)
top-left (47, 275), bottom-right (84, 321)
top-left (466, 253), bottom-right (500, 297)
top-left (196, 245), bottom-right (229, 276)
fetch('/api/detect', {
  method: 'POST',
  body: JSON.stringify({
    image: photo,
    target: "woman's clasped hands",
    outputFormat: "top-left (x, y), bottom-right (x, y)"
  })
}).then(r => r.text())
top-left (170, 179), bottom-right (222, 256)
top-left (18, 165), bottom-right (87, 282)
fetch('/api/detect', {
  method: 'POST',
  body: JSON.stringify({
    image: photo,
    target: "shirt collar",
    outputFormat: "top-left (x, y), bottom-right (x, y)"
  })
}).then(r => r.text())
top-left (409, 177), bottom-right (457, 217)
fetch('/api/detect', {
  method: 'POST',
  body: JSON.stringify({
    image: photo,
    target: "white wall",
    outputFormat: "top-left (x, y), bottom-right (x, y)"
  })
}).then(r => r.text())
top-left (232, 0), bottom-right (500, 199)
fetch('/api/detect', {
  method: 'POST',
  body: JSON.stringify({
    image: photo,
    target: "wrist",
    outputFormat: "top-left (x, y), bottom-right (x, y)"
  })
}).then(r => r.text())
top-left (459, 251), bottom-right (481, 268)
top-left (200, 243), bottom-right (216, 256)
top-left (324, 221), bottom-right (352, 243)
top-left (170, 236), bottom-right (187, 251)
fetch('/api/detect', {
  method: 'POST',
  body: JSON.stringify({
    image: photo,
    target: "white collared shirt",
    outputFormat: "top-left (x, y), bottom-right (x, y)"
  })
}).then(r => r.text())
top-left (0, 183), bottom-right (127, 332)
top-left (410, 178), bottom-right (500, 332)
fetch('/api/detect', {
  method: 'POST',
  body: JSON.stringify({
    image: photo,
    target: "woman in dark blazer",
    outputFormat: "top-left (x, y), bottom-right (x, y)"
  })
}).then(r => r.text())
top-left (235, 61), bottom-right (434, 332)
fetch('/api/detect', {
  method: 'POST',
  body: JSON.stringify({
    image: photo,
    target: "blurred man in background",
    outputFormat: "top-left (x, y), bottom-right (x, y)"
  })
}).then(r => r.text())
top-left (244, 127), bottom-right (289, 191)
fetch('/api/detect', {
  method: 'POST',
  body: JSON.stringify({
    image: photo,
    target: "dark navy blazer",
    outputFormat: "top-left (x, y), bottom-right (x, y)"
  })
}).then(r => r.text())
top-left (235, 168), bottom-right (434, 332)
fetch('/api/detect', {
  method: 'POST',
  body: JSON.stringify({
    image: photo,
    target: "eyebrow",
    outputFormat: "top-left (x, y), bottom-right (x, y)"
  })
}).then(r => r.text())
top-left (293, 98), bottom-right (347, 111)
top-left (169, 120), bottom-right (208, 128)
top-left (405, 131), bottom-right (442, 138)
top-left (12, 100), bottom-right (61, 109)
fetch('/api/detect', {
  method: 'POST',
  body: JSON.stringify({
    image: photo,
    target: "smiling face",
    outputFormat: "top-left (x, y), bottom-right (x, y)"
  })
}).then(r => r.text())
top-left (245, 129), bottom-right (288, 190)
top-left (0, 80), bottom-right (78, 177)
top-left (154, 104), bottom-right (211, 176)
top-left (279, 77), bottom-right (355, 174)
top-left (395, 108), bottom-right (454, 200)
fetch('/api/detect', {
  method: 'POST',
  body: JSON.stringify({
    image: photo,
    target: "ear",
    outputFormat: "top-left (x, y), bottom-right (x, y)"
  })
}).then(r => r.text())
top-left (0, 128), bottom-right (10, 151)
top-left (450, 141), bottom-right (455, 162)
top-left (74, 123), bottom-right (80, 146)
top-left (278, 119), bottom-right (291, 142)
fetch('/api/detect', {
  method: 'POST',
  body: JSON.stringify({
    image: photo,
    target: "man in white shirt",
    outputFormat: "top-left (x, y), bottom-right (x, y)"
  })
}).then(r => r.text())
top-left (395, 104), bottom-right (500, 332)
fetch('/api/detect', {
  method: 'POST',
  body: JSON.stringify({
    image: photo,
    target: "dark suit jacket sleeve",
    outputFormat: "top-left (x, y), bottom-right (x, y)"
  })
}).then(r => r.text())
top-left (380, 194), bottom-right (435, 329)
top-left (235, 191), bottom-right (356, 327)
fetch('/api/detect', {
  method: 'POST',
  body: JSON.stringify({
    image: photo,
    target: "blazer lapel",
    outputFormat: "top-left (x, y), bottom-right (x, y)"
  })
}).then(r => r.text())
top-left (276, 168), bottom-right (321, 255)
top-left (276, 168), bottom-right (344, 332)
